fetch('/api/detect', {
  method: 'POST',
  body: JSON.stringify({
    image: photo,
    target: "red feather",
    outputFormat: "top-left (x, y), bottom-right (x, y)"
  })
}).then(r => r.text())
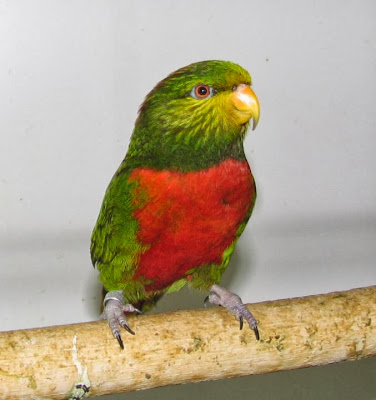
top-left (129, 159), bottom-right (255, 291)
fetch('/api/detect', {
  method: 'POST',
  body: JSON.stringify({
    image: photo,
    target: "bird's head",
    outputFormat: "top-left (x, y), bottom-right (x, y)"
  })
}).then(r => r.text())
top-left (130, 60), bottom-right (260, 169)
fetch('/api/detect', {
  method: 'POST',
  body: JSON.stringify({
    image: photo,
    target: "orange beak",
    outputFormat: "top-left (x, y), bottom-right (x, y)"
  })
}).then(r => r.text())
top-left (230, 84), bottom-right (260, 130)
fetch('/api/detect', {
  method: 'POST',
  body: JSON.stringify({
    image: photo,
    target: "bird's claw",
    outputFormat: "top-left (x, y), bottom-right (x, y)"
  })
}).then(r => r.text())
top-left (103, 290), bottom-right (142, 349)
top-left (239, 315), bottom-right (243, 330)
top-left (207, 284), bottom-right (260, 340)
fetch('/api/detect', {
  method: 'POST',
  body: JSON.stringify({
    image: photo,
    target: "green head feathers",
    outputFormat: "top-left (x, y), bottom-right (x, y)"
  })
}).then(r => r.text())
top-left (127, 60), bottom-right (260, 171)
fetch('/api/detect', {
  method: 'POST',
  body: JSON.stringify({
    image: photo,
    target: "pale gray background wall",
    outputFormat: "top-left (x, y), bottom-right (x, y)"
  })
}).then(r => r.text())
top-left (1, 0), bottom-right (375, 399)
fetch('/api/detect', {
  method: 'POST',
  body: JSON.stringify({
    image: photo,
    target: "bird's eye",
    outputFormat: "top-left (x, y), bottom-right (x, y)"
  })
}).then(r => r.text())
top-left (190, 84), bottom-right (214, 100)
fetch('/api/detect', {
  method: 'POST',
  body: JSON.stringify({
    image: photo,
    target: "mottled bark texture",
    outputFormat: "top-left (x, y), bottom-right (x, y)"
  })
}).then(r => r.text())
top-left (0, 286), bottom-right (375, 399)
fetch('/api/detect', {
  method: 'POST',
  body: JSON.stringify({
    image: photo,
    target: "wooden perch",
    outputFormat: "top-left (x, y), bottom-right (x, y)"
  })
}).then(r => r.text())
top-left (0, 286), bottom-right (375, 399)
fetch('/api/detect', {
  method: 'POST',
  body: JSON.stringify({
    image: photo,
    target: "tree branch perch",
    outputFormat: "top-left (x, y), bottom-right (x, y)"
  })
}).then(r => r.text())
top-left (0, 285), bottom-right (375, 399)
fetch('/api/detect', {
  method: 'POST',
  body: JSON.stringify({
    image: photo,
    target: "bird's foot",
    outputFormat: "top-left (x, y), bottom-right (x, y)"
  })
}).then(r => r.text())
top-left (207, 284), bottom-right (259, 340)
top-left (101, 290), bottom-right (142, 349)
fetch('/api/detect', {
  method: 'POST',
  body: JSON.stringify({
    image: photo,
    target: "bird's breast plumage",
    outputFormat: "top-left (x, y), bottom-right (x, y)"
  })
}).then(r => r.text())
top-left (128, 158), bottom-right (256, 291)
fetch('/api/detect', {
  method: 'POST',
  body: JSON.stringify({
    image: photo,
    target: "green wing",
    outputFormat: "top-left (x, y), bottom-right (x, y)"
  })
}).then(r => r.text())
top-left (90, 161), bottom-right (148, 301)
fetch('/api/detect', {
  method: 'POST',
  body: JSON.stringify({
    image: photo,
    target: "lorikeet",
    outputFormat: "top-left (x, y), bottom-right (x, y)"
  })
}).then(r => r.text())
top-left (91, 60), bottom-right (260, 349)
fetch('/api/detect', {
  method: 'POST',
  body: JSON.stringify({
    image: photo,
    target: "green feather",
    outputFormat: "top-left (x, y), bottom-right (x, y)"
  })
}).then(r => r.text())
top-left (127, 60), bottom-right (252, 171)
top-left (91, 60), bottom-right (257, 304)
